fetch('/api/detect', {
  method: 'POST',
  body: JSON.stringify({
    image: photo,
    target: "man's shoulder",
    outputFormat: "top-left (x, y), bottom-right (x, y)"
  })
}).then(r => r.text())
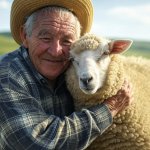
top-left (0, 47), bottom-right (28, 77)
top-left (0, 48), bottom-right (20, 63)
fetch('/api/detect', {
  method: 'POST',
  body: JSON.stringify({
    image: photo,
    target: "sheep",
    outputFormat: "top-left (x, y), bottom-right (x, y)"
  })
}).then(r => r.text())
top-left (65, 34), bottom-right (150, 150)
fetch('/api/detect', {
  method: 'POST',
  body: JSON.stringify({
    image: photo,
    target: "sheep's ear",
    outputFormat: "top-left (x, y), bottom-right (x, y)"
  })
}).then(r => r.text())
top-left (109, 40), bottom-right (133, 54)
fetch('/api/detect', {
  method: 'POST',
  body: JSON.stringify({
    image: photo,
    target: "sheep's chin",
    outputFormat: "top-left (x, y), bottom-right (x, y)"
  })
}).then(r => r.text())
top-left (80, 88), bottom-right (97, 95)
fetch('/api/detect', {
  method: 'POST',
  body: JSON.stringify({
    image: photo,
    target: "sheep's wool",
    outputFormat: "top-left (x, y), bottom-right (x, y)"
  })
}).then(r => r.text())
top-left (70, 33), bottom-right (110, 54)
top-left (65, 55), bottom-right (150, 150)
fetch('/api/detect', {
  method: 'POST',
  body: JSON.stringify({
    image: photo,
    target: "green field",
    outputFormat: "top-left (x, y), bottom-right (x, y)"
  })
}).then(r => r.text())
top-left (0, 32), bottom-right (150, 59)
top-left (0, 34), bottom-right (18, 55)
top-left (124, 40), bottom-right (150, 59)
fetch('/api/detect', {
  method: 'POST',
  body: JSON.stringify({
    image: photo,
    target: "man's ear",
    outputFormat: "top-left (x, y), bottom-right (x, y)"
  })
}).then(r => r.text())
top-left (20, 26), bottom-right (29, 48)
top-left (109, 40), bottom-right (133, 54)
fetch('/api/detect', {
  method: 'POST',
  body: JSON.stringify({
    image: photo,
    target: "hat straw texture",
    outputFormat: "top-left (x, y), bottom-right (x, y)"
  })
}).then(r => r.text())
top-left (10, 0), bottom-right (93, 44)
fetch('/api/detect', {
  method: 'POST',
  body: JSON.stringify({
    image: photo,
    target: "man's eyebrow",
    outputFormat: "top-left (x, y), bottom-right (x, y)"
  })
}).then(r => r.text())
top-left (64, 33), bottom-right (76, 40)
top-left (38, 29), bottom-right (52, 36)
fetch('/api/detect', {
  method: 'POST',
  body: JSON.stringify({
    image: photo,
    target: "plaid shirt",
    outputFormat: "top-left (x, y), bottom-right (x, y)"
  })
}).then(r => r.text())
top-left (0, 46), bottom-right (112, 150)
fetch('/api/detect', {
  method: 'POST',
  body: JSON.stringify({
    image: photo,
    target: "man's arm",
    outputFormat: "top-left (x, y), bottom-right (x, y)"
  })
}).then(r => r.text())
top-left (0, 76), bottom-right (112, 150)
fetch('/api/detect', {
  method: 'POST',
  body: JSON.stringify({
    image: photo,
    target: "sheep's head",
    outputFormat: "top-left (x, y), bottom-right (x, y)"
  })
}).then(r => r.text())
top-left (69, 34), bottom-right (132, 94)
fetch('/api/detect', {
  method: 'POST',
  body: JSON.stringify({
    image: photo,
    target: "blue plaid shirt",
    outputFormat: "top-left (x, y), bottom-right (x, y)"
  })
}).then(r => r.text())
top-left (0, 46), bottom-right (112, 150)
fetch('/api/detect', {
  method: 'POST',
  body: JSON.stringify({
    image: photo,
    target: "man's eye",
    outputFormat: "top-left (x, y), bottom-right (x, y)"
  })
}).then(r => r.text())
top-left (40, 37), bottom-right (51, 42)
top-left (63, 40), bottom-right (72, 46)
top-left (43, 38), bottom-right (51, 41)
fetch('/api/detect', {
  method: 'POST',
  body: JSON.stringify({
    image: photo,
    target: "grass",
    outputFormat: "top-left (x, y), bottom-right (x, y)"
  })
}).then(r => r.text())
top-left (124, 49), bottom-right (150, 59)
top-left (0, 35), bottom-right (18, 55)
top-left (124, 40), bottom-right (150, 59)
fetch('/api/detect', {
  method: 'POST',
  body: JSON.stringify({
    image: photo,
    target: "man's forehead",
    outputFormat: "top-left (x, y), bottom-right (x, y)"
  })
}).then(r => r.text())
top-left (37, 28), bottom-right (76, 40)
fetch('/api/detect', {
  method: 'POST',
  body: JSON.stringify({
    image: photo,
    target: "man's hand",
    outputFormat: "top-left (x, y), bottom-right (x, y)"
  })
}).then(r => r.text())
top-left (104, 79), bottom-right (133, 117)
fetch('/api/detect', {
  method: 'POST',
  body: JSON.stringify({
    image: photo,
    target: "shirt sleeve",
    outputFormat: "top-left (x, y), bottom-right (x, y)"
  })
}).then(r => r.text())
top-left (0, 75), bottom-right (113, 150)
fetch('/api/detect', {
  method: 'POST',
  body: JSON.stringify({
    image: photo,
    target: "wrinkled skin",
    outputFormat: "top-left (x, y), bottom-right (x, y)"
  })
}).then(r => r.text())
top-left (20, 11), bottom-right (78, 85)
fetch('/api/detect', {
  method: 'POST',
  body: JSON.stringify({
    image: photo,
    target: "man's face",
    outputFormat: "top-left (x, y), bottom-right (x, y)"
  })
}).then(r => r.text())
top-left (22, 11), bottom-right (78, 80)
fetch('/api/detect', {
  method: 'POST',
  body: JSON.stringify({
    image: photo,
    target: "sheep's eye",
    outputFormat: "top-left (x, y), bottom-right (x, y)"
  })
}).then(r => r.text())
top-left (69, 56), bottom-right (79, 65)
top-left (103, 50), bottom-right (110, 55)
top-left (73, 59), bottom-right (79, 65)
top-left (96, 57), bottom-right (101, 62)
top-left (69, 57), bottom-right (74, 62)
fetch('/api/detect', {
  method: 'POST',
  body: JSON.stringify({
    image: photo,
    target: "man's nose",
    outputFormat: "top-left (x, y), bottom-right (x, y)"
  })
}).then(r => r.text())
top-left (48, 40), bottom-right (63, 57)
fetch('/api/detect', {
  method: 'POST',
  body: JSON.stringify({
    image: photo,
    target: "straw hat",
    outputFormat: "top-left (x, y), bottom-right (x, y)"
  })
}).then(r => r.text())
top-left (10, 0), bottom-right (93, 45)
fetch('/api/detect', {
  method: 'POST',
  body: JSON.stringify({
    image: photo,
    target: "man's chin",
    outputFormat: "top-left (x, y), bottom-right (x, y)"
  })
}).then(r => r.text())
top-left (41, 67), bottom-right (66, 79)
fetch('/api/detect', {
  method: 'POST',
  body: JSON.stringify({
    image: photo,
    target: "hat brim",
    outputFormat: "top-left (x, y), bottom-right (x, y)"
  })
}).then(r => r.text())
top-left (10, 0), bottom-right (93, 45)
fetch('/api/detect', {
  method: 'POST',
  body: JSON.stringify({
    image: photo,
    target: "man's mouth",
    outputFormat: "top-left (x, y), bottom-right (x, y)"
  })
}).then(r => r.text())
top-left (44, 58), bottom-right (69, 63)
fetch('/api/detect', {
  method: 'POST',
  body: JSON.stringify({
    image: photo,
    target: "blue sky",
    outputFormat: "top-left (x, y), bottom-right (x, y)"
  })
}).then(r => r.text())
top-left (0, 0), bottom-right (150, 41)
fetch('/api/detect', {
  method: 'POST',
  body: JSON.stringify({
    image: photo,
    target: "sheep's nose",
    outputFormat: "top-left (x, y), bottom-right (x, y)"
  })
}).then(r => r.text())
top-left (80, 77), bottom-right (93, 86)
